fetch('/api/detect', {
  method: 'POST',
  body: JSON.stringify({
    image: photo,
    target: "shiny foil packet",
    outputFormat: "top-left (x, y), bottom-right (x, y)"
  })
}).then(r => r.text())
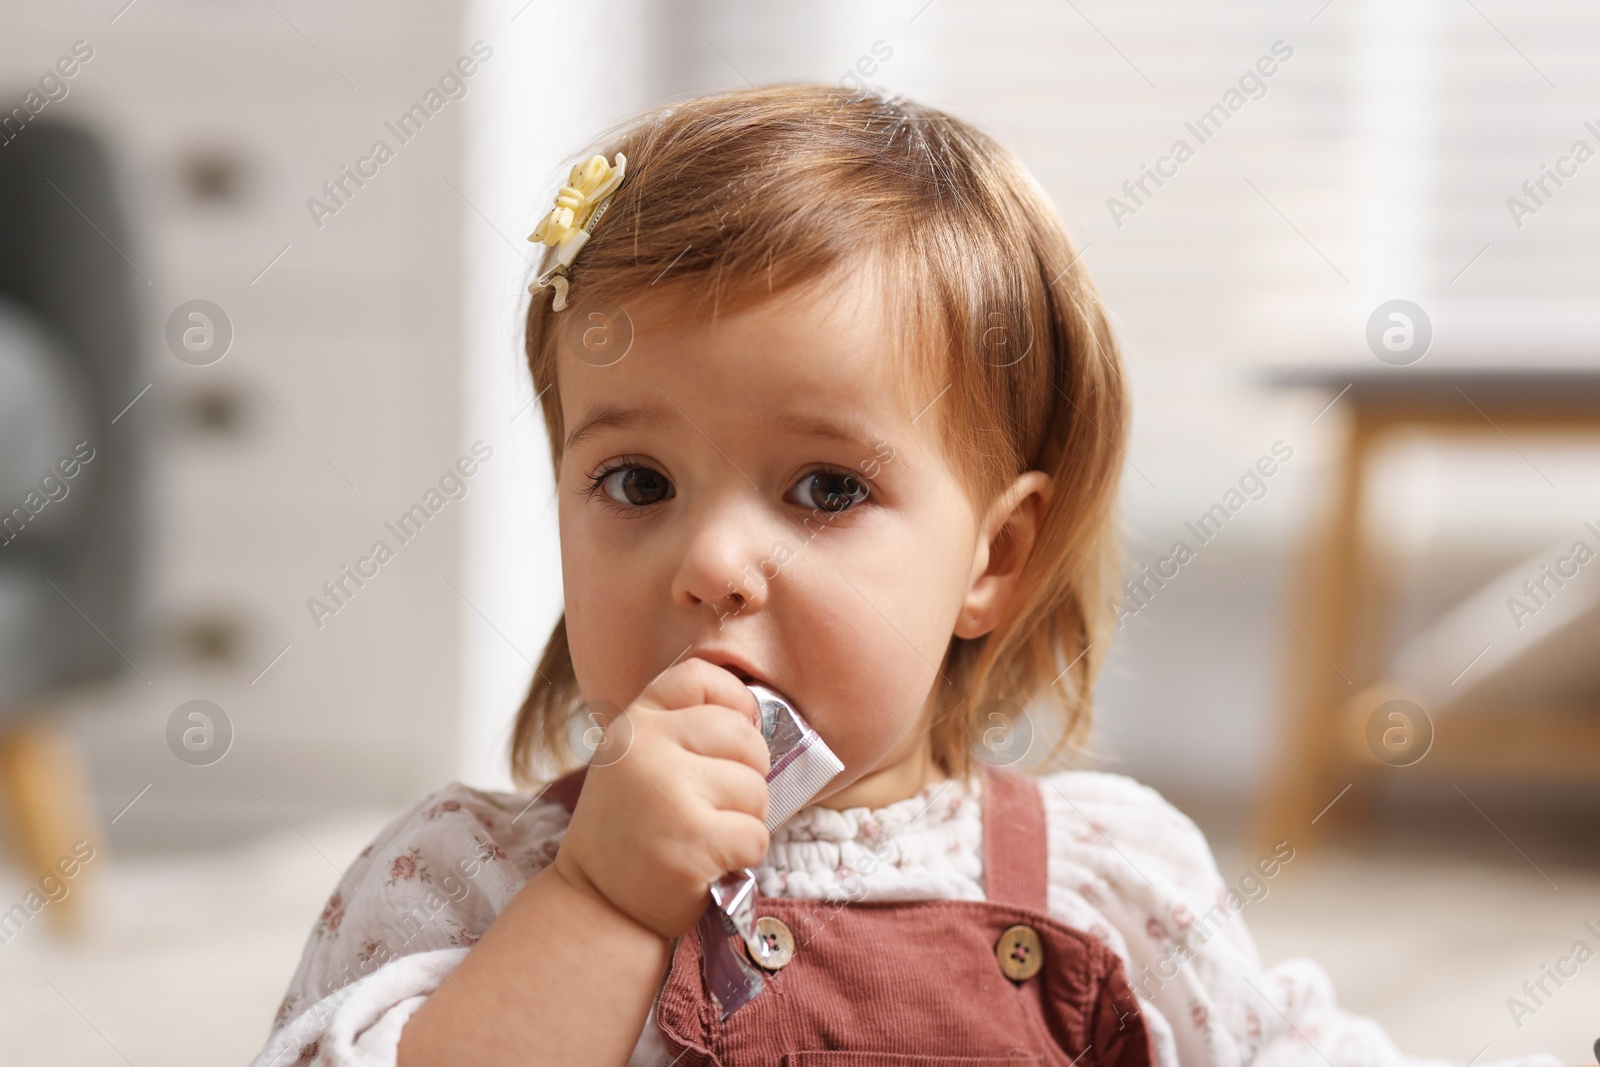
top-left (696, 683), bottom-right (843, 1019)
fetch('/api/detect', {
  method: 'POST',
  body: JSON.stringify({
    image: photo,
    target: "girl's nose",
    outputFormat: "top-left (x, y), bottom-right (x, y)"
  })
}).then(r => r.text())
top-left (670, 506), bottom-right (772, 619)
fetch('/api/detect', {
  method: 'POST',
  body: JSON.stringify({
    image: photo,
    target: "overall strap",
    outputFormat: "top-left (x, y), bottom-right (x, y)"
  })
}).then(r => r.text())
top-left (542, 765), bottom-right (588, 813)
top-left (979, 763), bottom-right (1049, 912)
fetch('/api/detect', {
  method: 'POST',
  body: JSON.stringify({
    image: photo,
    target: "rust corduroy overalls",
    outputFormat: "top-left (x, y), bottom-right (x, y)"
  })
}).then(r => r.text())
top-left (546, 763), bottom-right (1152, 1066)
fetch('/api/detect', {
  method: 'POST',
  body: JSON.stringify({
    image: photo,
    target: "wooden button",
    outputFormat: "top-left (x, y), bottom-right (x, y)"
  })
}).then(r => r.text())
top-left (752, 916), bottom-right (795, 971)
top-left (995, 924), bottom-right (1043, 981)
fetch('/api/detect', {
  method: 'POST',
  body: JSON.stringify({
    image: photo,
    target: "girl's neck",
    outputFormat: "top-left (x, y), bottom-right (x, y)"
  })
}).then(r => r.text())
top-left (811, 742), bottom-right (949, 812)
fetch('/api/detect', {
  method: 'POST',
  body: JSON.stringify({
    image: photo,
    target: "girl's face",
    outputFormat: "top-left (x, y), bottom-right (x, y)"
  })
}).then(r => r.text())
top-left (554, 270), bottom-right (1046, 810)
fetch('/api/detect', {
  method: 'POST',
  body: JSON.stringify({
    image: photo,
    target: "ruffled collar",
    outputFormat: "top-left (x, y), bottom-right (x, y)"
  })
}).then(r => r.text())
top-left (755, 772), bottom-right (986, 902)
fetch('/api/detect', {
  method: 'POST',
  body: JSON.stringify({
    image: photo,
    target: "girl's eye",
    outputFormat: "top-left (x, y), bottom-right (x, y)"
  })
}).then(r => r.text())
top-left (595, 465), bottom-right (673, 507)
top-left (789, 469), bottom-right (870, 513)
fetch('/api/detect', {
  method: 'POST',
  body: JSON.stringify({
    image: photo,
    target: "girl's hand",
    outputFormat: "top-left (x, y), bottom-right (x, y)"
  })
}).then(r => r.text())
top-left (550, 658), bottom-right (771, 940)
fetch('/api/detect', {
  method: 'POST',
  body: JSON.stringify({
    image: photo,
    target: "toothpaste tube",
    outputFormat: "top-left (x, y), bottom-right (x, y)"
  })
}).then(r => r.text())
top-left (697, 683), bottom-right (843, 1019)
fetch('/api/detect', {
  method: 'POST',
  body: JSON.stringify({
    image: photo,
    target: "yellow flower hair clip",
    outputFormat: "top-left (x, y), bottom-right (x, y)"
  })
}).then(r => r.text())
top-left (527, 152), bottom-right (627, 312)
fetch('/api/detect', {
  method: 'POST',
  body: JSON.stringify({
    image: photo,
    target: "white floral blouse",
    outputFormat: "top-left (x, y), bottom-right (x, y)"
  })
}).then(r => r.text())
top-left (248, 770), bottom-right (1563, 1067)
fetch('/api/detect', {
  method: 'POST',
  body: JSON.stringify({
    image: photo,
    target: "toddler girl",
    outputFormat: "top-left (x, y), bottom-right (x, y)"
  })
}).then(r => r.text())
top-left (250, 85), bottom-right (1567, 1067)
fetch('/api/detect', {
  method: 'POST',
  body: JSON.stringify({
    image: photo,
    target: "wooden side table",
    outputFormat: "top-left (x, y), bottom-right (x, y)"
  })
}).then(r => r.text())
top-left (1258, 367), bottom-right (1600, 850)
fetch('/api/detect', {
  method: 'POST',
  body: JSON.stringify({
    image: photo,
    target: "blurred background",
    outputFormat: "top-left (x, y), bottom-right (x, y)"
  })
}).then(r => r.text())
top-left (0, 0), bottom-right (1597, 1062)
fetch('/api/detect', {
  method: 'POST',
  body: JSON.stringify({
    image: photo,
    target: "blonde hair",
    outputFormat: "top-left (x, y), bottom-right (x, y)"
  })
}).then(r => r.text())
top-left (511, 84), bottom-right (1126, 787)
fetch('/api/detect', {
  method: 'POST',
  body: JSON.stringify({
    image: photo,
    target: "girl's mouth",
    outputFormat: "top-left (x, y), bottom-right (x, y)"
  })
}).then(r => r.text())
top-left (691, 648), bottom-right (772, 692)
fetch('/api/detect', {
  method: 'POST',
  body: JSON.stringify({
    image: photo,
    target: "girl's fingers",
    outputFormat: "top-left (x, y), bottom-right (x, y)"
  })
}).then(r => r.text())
top-left (641, 657), bottom-right (760, 728)
top-left (697, 809), bottom-right (771, 872)
top-left (669, 704), bottom-right (771, 776)
top-left (679, 756), bottom-right (769, 826)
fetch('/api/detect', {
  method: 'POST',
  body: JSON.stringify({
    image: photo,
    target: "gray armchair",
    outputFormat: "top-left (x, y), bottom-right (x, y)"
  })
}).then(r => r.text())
top-left (0, 121), bottom-right (145, 935)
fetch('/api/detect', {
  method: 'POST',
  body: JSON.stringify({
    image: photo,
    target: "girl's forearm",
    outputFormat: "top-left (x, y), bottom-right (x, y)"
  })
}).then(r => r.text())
top-left (397, 863), bottom-right (671, 1067)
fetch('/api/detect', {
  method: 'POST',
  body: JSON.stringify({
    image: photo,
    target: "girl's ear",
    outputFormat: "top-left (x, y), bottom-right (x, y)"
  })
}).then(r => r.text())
top-left (954, 470), bottom-right (1053, 639)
